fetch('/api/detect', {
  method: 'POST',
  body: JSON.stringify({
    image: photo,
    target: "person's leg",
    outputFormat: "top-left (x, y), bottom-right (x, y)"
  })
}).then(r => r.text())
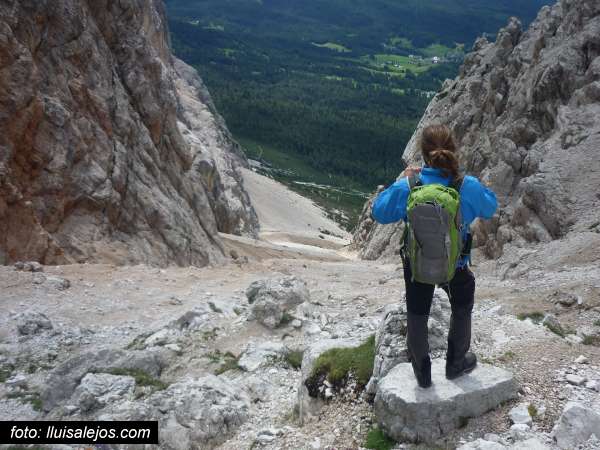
top-left (441, 266), bottom-right (476, 379)
top-left (404, 262), bottom-right (435, 387)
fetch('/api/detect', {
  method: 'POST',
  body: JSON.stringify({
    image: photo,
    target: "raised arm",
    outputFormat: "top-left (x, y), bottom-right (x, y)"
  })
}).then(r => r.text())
top-left (463, 176), bottom-right (498, 220)
top-left (372, 178), bottom-right (411, 224)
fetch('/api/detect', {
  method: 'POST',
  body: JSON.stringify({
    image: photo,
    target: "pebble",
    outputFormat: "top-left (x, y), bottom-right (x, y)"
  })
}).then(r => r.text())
top-left (566, 374), bottom-right (587, 386)
top-left (575, 355), bottom-right (589, 364)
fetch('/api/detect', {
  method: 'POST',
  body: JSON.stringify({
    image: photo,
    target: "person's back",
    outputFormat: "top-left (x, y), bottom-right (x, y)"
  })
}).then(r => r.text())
top-left (371, 124), bottom-right (497, 388)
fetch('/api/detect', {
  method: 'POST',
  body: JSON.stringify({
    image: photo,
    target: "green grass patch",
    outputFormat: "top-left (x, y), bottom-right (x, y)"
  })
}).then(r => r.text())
top-left (365, 54), bottom-right (434, 75)
top-left (582, 334), bottom-right (600, 346)
top-left (7, 391), bottom-right (43, 411)
top-left (103, 368), bottom-right (168, 391)
top-left (594, 320), bottom-right (600, 327)
top-left (388, 36), bottom-right (413, 49)
top-left (208, 301), bottom-right (223, 314)
top-left (365, 426), bottom-right (396, 450)
top-left (528, 403), bottom-right (538, 418)
top-left (310, 335), bottom-right (375, 387)
top-left (280, 312), bottom-right (295, 327)
top-left (544, 321), bottom-right (566, 338)
top-left (312, 42), bottom-right (351, 53)
top-left (214, 352), bottom-right (240, 375)
top-left (0, 364), bottom-right (14, 383)
top-left (517, 311), bottom-right (545, 324)
top-left (201, 327), bottom-right (219, 341)
top-left (285, 350), bottom-right (304, 370)
top-left (497, 351), bottom-right (516, 362)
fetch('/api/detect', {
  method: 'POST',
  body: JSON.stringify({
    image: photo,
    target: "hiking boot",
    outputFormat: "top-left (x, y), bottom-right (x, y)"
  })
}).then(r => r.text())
top-left (446, 351), bottom-right (477, 380)
top-left (411, 355), bottom-right (432, 388)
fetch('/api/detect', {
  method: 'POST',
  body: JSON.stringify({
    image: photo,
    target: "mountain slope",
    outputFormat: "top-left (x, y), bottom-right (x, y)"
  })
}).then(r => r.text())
top-left (0, 0), bottom-right (258, 266)
top-left (354, 0), bottom-right (600, 267)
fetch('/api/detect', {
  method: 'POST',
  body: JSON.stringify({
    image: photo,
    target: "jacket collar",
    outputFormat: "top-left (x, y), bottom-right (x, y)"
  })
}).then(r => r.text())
top-left (421, 165), bottom-right (445, 176)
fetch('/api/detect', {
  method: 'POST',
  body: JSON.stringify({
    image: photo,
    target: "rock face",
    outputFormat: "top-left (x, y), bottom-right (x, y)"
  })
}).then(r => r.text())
top-left (0, 0), bottom-right (258, 266)
top-left (355, 0), bottom-right (600, 263)
top-left (374, 360), bottom-right (518, 444)
top-left (552, 402), bottom-right (600, 449)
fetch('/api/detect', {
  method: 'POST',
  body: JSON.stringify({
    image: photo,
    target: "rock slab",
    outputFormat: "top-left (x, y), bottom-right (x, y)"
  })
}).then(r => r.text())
top-left (374, 360), bottom-right (518, 443)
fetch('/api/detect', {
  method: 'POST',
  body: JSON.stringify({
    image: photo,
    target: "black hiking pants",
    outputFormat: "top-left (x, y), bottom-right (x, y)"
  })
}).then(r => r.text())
top-left (403, 262), bottom-right (476, 371)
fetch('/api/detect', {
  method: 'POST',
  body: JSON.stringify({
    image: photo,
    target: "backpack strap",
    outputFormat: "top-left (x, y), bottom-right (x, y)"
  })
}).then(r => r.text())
top-left (450, 174), bottom-right (464, 192)
top-left (406, 173), bottom-right (422, 190)
top-left (401, 173), bottom-right (420, 264)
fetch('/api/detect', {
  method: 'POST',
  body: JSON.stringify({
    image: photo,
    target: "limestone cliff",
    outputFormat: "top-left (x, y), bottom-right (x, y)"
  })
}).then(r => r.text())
top-left (0, 0), bottom-right (258, 266)
top-left (355, 0), bottom-right (600, 264)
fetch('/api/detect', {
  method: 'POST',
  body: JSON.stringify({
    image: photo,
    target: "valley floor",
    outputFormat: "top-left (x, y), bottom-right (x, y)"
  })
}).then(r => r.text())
top-left (1, 170), bottom-right (599, 449)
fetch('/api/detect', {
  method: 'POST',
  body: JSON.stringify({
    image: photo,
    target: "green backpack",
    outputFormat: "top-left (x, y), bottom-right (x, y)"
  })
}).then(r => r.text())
top-left (401, 174), bottom-right (464, 285)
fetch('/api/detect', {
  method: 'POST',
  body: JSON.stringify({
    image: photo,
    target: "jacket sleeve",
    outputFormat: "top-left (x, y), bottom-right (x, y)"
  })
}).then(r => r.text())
top-left (371, 178), bottom-right (410, 224)
top-left (469, 177), bottom-right (498, 219)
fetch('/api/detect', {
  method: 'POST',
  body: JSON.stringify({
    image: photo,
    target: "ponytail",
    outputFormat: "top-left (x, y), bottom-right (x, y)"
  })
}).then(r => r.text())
top-left (420, 124), bottom-right (460, 179)
top-left (429, 148), bottom-right (459, 179)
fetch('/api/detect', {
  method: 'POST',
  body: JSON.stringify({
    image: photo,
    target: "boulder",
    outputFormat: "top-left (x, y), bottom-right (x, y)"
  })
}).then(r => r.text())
top-left (374, 360), bottom-right (517, 443)
top-left (73, 373), bottom-right (135, 412)
top-left (238, 342), bottom-right (289, 372)
top-left (16, 312), bottom-right (53, 335)
top-left (147, 375), bottom-right (250, 450)
top-left (552, 402), bottom-right (600, 449)
top-left (96, 375), bottom-right (250, 450)
top-left (366, 294), bottom-right (450, 395)
top-left (297, 338), bottom-right (361, 423)
top-left (247, 276), bottom-right (310, 328)
top-left (41, 348), bottom-right (172, 411)
top-left (366, 304), bottom-right (409, 395)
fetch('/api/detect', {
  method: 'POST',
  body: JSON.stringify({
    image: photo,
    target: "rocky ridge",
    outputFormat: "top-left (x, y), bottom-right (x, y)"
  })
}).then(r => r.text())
top-left (355, 0), bottom-right (600, 266)
top-left (0, 0), bottom-right (258, 267)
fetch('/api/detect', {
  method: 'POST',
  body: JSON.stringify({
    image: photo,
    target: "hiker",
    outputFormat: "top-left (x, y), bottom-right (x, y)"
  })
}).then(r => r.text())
top-left (371, 124), bottom-right (497, 388)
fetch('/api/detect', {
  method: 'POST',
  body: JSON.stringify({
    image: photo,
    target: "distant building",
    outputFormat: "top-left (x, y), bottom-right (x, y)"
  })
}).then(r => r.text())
top-left (432, 56), bottom-right (440, 64)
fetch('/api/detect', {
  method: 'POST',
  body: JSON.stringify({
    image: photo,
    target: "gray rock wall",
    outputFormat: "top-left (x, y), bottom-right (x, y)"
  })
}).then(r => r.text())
top-left (355, 0), bottom-right (600, 263)
top-left (0, 0), bottom-right (258, 266)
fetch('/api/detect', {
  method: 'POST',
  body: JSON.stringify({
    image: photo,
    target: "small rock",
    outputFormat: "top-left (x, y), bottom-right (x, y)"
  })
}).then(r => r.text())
top-left (542, 314), bottom-right (564, 336)
top-left (16, 311), bottom-right (53, 335)
top-left (566, 374), bottom-right (587, 386)
top-left (46, 276), bottom-right (71, 291)
top-left (510, 423), bottom-right (531, 441)
top-left (5, 374), bottom-right (28, 388)
top-left (510, 403), bottom-right (533, 425)
top-left (291, 319), bottom-right (302, 329)
top-left (585, 380), bottom-right (598, 391)
top-left (566, 334), bottom-right (583, 344)
top-left (164, 344), bottom-right (182, 353)
top-left (575, 355), bottom-right (589, 364)
top-left (549, 290), bottom-right (578, 307)
top-left (23, 261), bottom-right (43, 272)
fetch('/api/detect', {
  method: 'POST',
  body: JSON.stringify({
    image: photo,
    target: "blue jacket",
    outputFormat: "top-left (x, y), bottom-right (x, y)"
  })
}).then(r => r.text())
top-left (372, 166), bottom-right (498, 267)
